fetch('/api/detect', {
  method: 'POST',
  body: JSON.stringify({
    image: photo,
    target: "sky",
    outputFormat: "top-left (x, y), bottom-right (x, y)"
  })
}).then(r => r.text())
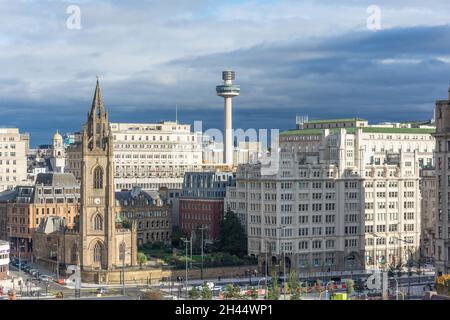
top-left (1, 0), bottom-right (450, 146)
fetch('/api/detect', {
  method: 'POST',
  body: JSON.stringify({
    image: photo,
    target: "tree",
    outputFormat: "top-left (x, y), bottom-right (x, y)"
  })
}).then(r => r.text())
top-left (223, 284), bottom-right (241, 300)
top-left (137, 252), bottom-right (148, 267)
top-left (345, 279), bottom-right (354, 295)
top-left (215, 209), bottom-right (247, 257)
top-left (189, 286), bottom-right (201, 300)
top-left (201, 283), bottom-right (213, 300)
top-left (172, 226), bottom-right (188, 248)
top-left (287, 271), bottom-right (301, 300)
top-left (267, 271), bottom-right (280, 300)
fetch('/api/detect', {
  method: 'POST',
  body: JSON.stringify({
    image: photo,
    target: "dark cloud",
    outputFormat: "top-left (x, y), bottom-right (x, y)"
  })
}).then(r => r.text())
top-left (1, 3), bottom-right (450, 145)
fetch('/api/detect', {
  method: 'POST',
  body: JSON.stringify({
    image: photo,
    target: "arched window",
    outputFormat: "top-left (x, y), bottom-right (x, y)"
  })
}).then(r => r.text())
top-left (93, 242), bottom-right (102, 263)
top-left (93, 166), bottom-right (103, 189)
top-left (71, 243), bottom-right (78, 262)
top-left (94, 214), bottom-right (103, 231)
top-left (119, 241), bottom-right (126, 261)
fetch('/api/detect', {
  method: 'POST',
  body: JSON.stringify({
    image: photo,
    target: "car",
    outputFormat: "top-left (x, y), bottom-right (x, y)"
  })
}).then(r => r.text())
top-left (29, 269), bottom-right (39, 276)
top-left (97, 287), bottom-right (107, 294)
top-left (38, 275), bottom-right (53, 282)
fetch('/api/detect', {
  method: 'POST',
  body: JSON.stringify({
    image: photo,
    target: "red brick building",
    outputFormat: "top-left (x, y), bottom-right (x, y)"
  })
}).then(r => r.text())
top-left (179, 171), bottom-right (235, 241)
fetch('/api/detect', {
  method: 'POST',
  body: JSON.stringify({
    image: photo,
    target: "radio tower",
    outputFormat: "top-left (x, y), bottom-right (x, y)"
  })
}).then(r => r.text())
top-left (216, 70), bottom-right (240, 166)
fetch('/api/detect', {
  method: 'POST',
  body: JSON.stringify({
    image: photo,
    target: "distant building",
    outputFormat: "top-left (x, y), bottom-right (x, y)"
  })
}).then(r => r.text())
top-left (226, 118), bottom-right (435, 275)
top-left (32, 216), bottom-right (79, 271)
top-left (0, 240), bottom-right (9, 280)
top-left (433, 87), bottom-right (450, 275)
top-left (179, 171), bottom-right (235, 240)
top-left (0, 128), bottom-right (29, 192)
top-left (49, 131), bottom-right (65, 173)
top-left (420, 168), bottom-right (436, 262)
top-left (65, 122), bottom-right (203, 191)
top-left (115, 187), bottom-right (172, 246)
top-left (0, 172), bottom-right (80, 261)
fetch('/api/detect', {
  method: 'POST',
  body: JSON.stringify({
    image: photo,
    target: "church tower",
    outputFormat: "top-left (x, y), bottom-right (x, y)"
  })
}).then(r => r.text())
top-left (79, 78), bottom-right (137, 270)
top-left (50, 130), bottom-right (65, 173)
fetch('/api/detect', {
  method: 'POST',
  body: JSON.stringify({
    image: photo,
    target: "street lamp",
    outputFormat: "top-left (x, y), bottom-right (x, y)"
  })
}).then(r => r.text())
top-left (119, 242), bottom-right (126, 296)
top-left (53, 240), bottom-right (60, 283)
top-left (394, 237), bottom-right (414, 299)
top-left (263, 239), bottom-right (271, 300)
top-left (368, 232), bottom-right (379, 271)
top-left (181, 237), bottom-right (191, 300)
top-left (277, 226), bottom-right (287, 300)
top-left (198, 225), bottom-right (209, 281)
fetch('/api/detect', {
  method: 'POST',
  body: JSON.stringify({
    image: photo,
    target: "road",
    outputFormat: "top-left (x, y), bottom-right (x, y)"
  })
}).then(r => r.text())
top-left (6, 261), bottom-right (437, 300)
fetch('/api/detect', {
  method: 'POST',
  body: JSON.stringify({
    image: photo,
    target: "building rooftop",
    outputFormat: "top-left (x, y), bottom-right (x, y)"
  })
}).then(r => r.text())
top-left (36, 216), bottom-right (66, 234)
top-left (115, 187), bottom-right (167, 206)
top-left (35, 173), bottom-right (78, 187)
top-left (305, 118), bottom-right (366, 124)
top-left (281, 127), bottom-right (435, 136)
top-left (0, 189), bottom-right (19, 202)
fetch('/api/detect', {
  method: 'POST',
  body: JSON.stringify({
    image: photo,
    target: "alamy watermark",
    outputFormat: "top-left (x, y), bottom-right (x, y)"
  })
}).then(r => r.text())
top-left (193, 120), bottom-right (280, 171)
top-left (66, 5), bottom-right (82, 30)
top-left (366, 5), bottom-right (381, 31)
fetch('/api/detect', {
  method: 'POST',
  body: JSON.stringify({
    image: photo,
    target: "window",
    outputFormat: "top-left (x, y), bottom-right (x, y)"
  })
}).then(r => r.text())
top-left (93, 242), bottom-right (102, 263)
top-left (93, 166), bottom-right (103, 189)
top-left (94, 214), bottom-right (103, 231)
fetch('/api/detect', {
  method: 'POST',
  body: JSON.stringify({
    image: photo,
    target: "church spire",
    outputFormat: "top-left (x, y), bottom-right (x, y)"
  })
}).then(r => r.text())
top-left (90, 76), bottom-right (105, 117)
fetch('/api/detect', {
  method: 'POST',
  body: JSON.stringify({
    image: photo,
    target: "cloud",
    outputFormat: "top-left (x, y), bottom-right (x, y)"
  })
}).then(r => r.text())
top-left (0, 0), bottom-right (449, 145)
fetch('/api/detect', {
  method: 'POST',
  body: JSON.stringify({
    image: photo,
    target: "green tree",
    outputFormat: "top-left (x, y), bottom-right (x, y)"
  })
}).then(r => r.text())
top-left (215, 209), bottom-right (247, 257)
top-left (287, 271), bottom-right (301, 300)
top-left (223, 284), bottom-right (241, 300)
top-left (267, 271), bottom-right (280, 300)
top-left (201, 283), bottom-right (213, 300)
top-left (345, 279), bottom-right (354, 295)
top-left (137, 252), bottom-right (148, 267)
top-left (172, 226), bottom-right (188, 248)
top-left (189, 286), bottom-right (201, 300)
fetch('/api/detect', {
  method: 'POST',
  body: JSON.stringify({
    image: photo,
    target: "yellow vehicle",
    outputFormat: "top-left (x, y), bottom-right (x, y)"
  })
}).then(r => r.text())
top-left (331, 292), bottom-right (348, 300)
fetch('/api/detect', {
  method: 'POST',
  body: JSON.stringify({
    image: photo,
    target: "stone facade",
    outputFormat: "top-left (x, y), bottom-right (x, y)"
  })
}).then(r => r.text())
top-left (433, 88), bottom-right (450, 275)
top-left (227, 120), bottom-right (435, 274)
top-left (420, 168), bottom-right (436, 261)
top-left (115, 187), bottom-right (172, 246)
top-left (79, 79), bottom-right (137, 270)
top-left (0, 173), bottom-right (80, 261)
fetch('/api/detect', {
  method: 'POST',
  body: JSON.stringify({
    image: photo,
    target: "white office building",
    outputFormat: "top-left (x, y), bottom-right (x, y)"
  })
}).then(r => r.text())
top-left (225, 119), bottom-right (435, 274)
top-left (0, 128), bottom-right (29, 192)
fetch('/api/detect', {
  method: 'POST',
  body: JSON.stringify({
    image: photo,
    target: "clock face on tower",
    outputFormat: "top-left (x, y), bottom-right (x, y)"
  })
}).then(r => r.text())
top-left (94, 197), bottom-right (101, 205)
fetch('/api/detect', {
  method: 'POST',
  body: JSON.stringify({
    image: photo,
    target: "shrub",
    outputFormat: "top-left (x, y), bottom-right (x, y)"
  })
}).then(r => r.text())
top-left (141, 290), bottom-right (164, 300)
top-left (435, 274), bottom-right (450, 296)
